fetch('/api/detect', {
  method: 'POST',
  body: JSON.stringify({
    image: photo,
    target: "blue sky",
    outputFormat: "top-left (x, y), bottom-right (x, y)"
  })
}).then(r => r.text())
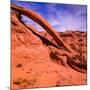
top-left (11, 1), bottom-right (87, 32)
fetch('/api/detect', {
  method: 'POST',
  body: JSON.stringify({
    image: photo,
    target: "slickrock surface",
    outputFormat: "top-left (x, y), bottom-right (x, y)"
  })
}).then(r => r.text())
top-left (11, 4), bottom-right (87, 90)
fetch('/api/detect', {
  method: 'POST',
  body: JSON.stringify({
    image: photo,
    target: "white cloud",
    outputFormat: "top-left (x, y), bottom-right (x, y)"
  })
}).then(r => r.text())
top-left (21, 3), bottom-right (87, 32)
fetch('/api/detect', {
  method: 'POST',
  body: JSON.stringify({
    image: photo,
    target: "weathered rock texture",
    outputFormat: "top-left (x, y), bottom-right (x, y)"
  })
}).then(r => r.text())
top-left (11, 4), bottom-right (87, 90)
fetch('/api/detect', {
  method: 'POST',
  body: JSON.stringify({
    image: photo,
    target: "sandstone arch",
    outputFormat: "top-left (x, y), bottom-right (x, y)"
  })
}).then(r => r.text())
top-left (11, 10), bottom-right (58, 48)
top-left (11, 4), bottom-right (77, 54)
top-left (11, 4), bottom-right (86, 73)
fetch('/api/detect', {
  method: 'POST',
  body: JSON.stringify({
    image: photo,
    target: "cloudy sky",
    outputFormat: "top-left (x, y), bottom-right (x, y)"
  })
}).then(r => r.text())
top-left (11, 1), bottom-right (87, 32)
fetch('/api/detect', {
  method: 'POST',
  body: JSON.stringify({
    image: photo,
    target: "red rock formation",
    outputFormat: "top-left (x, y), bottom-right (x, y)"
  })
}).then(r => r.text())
top-left (11, 4), bottom-right (87, 90)
top-left (11, 4), bottom-right (77, 54)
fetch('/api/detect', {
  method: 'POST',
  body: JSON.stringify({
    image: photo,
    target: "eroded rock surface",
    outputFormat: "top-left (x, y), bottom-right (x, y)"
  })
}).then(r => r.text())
top-left (11, 4), bottom-right (87, 90)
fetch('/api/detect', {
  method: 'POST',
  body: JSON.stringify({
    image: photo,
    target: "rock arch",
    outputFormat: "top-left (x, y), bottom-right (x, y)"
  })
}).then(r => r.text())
top-left (11, 4), bottom-right (77, 54)
top-left (11, 4), bottom-right (86, 73)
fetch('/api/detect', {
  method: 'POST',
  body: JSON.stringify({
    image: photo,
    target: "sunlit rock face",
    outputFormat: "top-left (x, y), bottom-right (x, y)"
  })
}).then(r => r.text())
top-left (11, 4), bottom-right (87, 90)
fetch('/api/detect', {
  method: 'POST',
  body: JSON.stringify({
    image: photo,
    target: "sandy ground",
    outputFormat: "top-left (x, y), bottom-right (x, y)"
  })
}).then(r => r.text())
top-left (11, 31), bottom-right (87, 90)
